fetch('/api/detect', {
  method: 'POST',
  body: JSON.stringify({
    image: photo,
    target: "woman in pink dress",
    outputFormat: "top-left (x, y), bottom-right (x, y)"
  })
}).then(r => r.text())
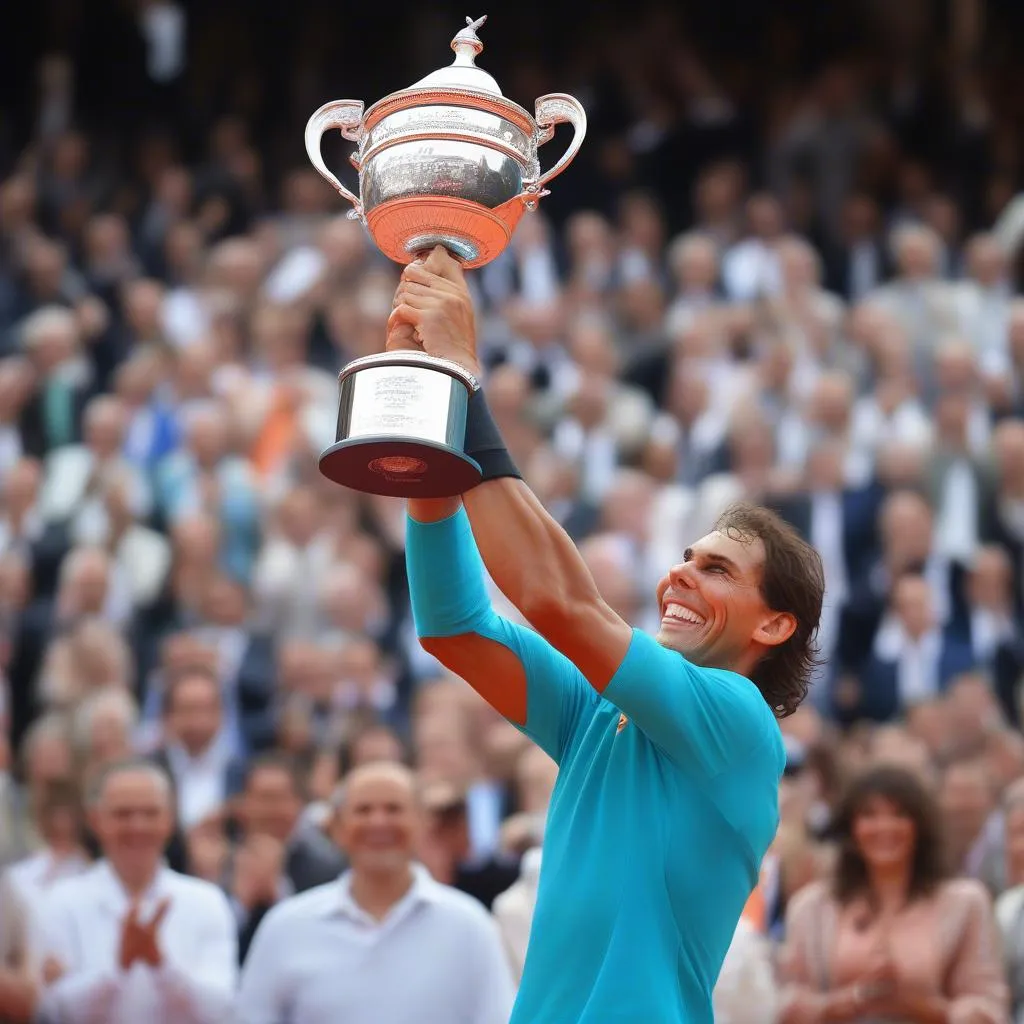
top-left (779, 764), bottom-right (1009, 1024)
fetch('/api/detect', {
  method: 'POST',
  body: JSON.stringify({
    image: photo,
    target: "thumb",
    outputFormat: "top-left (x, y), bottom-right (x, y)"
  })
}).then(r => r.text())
top-left (421, 245), bottom-right (465, 285)
top-left (386, 307), bottom-right (424, 354)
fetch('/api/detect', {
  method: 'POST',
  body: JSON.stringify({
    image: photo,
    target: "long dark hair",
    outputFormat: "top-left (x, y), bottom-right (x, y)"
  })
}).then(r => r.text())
top-left (831, 764), bottom-right (949, 905)
top-left (713, 502), bottom-right (825, 717)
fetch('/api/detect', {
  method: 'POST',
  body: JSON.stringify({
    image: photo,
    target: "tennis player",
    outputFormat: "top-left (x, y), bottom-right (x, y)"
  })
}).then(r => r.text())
top-left (390, 247), bottom-right (825, 1024)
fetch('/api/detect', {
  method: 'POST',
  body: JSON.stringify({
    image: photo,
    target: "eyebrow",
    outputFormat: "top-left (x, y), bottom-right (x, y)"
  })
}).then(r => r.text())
top-left (683, 547), bottom-right (742, 574)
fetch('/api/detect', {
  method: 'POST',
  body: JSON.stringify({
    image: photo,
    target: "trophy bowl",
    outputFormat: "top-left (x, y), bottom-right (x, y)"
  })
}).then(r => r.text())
top-left (308, 16), bottom-right (586, 497)
top-left (305, 14), bottom-right (586, 269)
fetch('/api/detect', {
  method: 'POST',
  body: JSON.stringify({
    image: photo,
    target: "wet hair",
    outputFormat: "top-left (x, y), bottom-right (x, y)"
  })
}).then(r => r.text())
top-left (831, 764), bottom-right (949, 905)
top-left (713, 502), bottom-right (825, 717)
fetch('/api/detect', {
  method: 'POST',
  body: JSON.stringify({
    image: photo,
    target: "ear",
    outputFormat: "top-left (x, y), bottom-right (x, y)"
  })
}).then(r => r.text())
top-left (753, 611), bottom-right (797, 648)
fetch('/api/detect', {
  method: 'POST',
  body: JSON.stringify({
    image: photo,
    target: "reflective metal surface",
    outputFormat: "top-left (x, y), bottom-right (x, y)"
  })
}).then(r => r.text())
top-left (362, 141), bottom-right (523, 213)
top-left (303, 15), bottom-right (587, 269)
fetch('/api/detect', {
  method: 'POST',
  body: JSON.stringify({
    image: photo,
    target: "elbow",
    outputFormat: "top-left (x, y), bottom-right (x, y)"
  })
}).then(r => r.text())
top-left (518, 589), bottom-right (581, 637)
top-left (418, 634), bottom-right (459, 665)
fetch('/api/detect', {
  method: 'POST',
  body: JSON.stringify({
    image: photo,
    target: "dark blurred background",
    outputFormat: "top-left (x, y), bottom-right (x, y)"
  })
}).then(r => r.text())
top-left (3, 0), bottom-right (1023, 241)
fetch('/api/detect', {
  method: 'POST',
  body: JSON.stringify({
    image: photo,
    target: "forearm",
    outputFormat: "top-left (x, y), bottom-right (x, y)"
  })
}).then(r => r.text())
top-left (36, 970), bottom-right (121, 1023)
top-left (405, 499), bottom-right (496, 639)
top-left (461, 478), bottom-right (602, 626)
top-left (893, 994), bottom-right (950, 1024)
top-left (154, 964), bottom-right (235, 1024)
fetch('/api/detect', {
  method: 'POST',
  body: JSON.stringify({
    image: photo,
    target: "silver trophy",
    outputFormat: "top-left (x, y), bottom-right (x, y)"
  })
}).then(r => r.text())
top-left (305, 15), bottom-right (586, 497)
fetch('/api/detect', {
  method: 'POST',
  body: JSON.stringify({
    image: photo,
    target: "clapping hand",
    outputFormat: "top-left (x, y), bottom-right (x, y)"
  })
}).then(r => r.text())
top-left (118, 898), bottom-right (171, 971)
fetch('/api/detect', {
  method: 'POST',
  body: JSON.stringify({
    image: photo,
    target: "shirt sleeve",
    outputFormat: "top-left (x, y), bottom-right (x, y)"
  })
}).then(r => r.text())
top-left (35, 893), bottom-right (121, 1024)
top-left (406, 509), bottom-right (597, 763)
top-left (233, 908), bottom-right (290, 1024)
top-left (153, 888), bottom-right (238, 1024)
top-left (602, 628), bottom-right (778, 778)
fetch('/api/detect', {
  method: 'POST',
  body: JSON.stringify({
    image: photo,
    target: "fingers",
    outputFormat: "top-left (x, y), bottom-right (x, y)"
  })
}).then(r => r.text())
top-left (385, 307), bottom-right (424, 354)
top-left (149, 898), bottom-right (172, 931)
top-left (388, 303), bottom-right (423, 331)
top-left (400, 261), bottom-right (462, 293)
top-left (419, 244), bottom-right (465, 284)
top-left (42, 956), bottom-right (65, 984)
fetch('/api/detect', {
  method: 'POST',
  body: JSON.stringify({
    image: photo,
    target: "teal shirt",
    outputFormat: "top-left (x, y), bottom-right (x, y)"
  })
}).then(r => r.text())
top-left (406, 510), bottom-right (785, 1024)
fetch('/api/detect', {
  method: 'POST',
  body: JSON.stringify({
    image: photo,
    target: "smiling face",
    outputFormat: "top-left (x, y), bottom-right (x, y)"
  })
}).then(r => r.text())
top-left (333, 767), bottom-right (420, 878)
top-left (852, 793), bottom-right (916, 871)
top-left (91, 768), bottom-right (174, 882)
top-left (655, 529), bottom-right (794, 676)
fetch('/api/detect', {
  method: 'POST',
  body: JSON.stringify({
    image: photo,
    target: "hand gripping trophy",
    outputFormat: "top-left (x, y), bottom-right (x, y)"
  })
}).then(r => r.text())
top-left (305, 15), bottom-right (586, 497)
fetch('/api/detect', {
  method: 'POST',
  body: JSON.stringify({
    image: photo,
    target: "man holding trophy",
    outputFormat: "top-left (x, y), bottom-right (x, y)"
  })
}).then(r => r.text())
top-left (306, 16), bottom-right (825, 1023)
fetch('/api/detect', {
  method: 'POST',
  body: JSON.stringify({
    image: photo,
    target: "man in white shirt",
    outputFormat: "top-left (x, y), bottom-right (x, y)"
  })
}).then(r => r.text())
top-left (234, 761), bottom-right (514, 1024)
top-left (35, 759), bottom-right (237, 1023)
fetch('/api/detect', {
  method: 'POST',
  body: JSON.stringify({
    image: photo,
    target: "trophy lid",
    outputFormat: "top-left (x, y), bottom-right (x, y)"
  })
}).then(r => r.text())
top-left (412, 15), bottom-right (503, 96)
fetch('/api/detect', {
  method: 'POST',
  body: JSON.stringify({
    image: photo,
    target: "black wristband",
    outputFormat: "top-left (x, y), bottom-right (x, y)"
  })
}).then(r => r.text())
top-left (464, 386), bottom-right (522, 482)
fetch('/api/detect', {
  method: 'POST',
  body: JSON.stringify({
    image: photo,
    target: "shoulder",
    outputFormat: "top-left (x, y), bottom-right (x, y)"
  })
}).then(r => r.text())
top-left (42, 863), bottom-right (102, 915)
top-left (935, 877), bottom-right (994, 914)
top-left (423, 879), bottom-right (501, 934)
top-left (785, 879), bottom-right (836, 925)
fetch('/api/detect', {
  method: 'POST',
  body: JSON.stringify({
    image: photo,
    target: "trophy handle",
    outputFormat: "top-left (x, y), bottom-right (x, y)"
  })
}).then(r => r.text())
top-left (305, 99), bottom-right (366, 215)
top-left (532, 93), bottom-right (588, 192)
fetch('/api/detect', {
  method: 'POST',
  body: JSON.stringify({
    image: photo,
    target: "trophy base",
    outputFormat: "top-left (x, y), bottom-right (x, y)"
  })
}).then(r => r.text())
top-left (365, 194), bottom-right (521, 269)
top-left (319, 436), bottom-right (482, 498)
top-left (318, 350), bottom-right (483, 497)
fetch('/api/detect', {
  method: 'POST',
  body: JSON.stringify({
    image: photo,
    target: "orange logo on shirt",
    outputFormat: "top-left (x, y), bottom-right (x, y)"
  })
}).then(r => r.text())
top-left (617, 713), bottom-right (629, 733)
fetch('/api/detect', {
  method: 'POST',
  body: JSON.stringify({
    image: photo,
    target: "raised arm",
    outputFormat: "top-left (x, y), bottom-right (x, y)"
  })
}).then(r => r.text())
top-left (406, 496), bottom-right (598, 763)
top-left (394, 251), bottom-right (781, 773)
top-left (395, 250), bottom-right (632, 694)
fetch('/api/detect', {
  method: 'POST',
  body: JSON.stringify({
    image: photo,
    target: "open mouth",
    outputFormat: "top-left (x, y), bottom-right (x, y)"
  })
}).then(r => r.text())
top-left (662, 602), bottom-right (706, 627)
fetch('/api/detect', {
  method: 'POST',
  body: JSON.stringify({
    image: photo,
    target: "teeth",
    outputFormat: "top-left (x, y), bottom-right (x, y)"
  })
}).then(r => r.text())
top-left (664, 602), bottom-right (705, 626)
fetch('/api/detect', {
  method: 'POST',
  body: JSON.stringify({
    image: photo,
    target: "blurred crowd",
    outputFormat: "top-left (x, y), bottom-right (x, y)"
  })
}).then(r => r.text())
top-left (3, 0), bottom-right (1024, 1021)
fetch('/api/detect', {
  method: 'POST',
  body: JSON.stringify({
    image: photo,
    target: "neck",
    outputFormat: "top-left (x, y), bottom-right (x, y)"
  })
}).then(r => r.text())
top-left (867, 864), bottom-right (912, 910)
top-left (48, 838), bottom-right (82, 858)
top-left (178, 737), bottom-right (215, 759)
top-left (112, 859), bottom-right (161, 899)
top-left (350, 866), bottom-right (415, 921)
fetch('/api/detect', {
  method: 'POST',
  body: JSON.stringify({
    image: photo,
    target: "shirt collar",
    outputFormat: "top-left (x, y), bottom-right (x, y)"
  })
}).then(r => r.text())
top-left (332, 863), bottom-right (442, 922)
top-left (166, 737), bottom-right (228, 774)
top-left (93, 858), bottom-right (172, 917)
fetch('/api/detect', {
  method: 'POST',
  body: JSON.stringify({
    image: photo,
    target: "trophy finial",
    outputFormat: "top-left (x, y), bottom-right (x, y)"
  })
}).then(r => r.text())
top-left (451, 15), bottom-right (487, 63)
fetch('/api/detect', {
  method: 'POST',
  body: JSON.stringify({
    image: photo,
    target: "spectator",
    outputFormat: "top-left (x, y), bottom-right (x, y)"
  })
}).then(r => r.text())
top-left (234, 761), bottom-right (514, 1024)
top-left (34, 759), bottom-right (236, 1023)
top-left (150, 663), bottom-right (245, 831)
top-left (779, 764), bottom-right (1008, 1024)
top-left (229, 753), bottom-right (344, 959)
top-left (2, 779), bottom-right (89, 944)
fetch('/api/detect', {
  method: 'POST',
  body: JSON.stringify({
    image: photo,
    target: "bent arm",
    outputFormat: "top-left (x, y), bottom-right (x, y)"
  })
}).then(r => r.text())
top-left (458, 479), bottom-right (633, 690)
top-left (35, 900), bottom-right (121, 1024)
top-left (407, 498), bottom-right (597, 762)
top-left (153, 894), bottom-right (238, 1024)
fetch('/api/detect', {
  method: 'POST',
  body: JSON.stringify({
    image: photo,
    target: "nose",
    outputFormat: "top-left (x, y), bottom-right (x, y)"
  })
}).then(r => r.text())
top-left (668, 561), bottom-right (698, 590)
